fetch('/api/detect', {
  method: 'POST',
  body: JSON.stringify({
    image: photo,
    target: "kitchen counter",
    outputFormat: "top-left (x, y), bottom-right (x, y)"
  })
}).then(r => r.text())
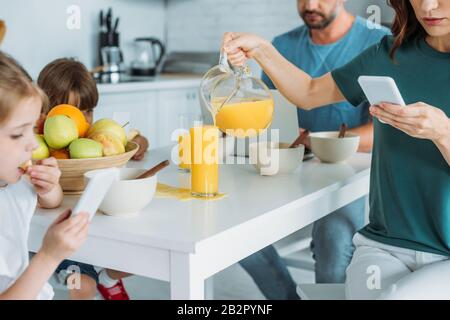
top-left (97, 73), bottom-right (202, 94)
top-left (29, 147), bottom-right (371, 299)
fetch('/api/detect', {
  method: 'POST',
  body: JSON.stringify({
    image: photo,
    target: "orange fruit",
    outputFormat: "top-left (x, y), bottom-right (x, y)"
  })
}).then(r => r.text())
top-left (47, 104), bottom-right (90, 137)
top-left (49, 148), bottom-right (70, 160)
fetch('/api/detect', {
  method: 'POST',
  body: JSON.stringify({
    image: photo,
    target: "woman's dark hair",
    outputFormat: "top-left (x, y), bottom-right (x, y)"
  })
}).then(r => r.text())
top-left (388, 0), bottom-right (427, 59)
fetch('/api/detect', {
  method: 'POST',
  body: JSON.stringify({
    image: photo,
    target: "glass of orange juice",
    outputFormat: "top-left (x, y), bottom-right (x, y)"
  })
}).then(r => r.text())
top-left (190, 125), bottom-right (219, 197)
top-left (178, 114), bottom-right (202, 171)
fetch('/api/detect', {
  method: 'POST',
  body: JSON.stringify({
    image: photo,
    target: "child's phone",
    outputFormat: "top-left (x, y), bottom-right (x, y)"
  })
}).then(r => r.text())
top-left (72, 168), bottom-right (119, 221)
top-left (357, 76), bottom-right (406, 124)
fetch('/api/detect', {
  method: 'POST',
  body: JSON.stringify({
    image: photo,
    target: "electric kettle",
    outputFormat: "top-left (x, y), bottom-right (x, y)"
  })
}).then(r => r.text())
top-left (130, 37), bottom-right (166, 76)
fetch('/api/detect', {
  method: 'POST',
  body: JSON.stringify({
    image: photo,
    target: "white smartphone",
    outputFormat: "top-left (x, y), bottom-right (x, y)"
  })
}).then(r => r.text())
top-left (72, 168), bottom-right (119, 221)
top-left (357, 76), bottom-right (406, 124)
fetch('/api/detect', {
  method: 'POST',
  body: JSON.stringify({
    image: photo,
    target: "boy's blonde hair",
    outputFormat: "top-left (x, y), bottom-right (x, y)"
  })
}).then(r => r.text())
top-left (0, 51), bottom-right (48, 124)
top-left (37, 58), bottom-right (98, 114)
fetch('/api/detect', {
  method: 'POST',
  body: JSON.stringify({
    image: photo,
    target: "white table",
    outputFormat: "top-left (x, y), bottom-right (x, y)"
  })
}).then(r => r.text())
top-left (29, 147), bottom-right (371, 299)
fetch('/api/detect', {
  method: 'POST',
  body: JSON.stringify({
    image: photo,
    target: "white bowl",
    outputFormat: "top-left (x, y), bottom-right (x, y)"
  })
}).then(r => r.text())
top-left (249, 142), bottom-right (305, 176)
top-left (84, 168), bottom-right (157, 217)
top-left (309, 131), bottom-right (360, 163)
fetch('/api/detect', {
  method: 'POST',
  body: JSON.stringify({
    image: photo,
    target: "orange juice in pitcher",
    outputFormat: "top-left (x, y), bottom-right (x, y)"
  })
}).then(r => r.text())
top-left (200, 52), bottom-right (274, 138)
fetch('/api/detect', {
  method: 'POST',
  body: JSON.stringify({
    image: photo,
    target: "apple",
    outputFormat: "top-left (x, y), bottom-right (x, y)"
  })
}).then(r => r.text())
top-left (32, 134), bottom-right (50, 160)
top-left (87, 119), bottom-right (127, 146)
top-left (69, 138), bottom-right (103, 159)
top-left (89, 131), bottom-right (125, 156)
top-left (44, 115), bottom-right (78, 149)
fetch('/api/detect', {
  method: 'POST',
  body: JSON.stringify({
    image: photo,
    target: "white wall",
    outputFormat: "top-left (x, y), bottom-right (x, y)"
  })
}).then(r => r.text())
top-left (1, 0), bottom-right (394, 78)
top-left (166, 0), bottom-right (394, 52)
top-left (1, 0), bottom-right (166, 78)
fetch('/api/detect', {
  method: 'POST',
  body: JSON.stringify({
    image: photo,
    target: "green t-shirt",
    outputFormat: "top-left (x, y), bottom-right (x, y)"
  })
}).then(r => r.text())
top-left (331, 35), bottom-right (450, 256)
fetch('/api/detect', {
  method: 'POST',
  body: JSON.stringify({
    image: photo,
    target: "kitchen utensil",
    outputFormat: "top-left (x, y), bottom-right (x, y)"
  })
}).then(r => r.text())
top-left (199, 52), bottom-right (274, 138)
top-left (136, 160), bottom-right (170, 180)
top-left (289, 130), bottom-right (309, 149)
top-left (106, 7), bottom-right (112, 32)
top-left (338, 123), bottom-right (348, 138)
top-left (100, 46), bottom-right (124, 83)
top-left (99, 10), bottom-right (105, 32)
top-left (113, 18), bottom-right (119, 33)
top-left (130, 37), bottom-right (166, 76)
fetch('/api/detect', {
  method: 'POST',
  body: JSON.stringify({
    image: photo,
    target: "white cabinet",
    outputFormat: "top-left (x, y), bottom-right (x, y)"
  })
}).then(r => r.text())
top-left (95, 91), bottom-right (159, 147)
top-left (96, 84), bottom-right (202, 149)
top-left (157, 88), bottom-right (202, 147)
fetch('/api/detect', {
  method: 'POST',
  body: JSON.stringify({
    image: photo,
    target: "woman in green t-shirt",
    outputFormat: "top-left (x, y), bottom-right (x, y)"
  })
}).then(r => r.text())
top-left (222, 0), bottom-right (450, 299)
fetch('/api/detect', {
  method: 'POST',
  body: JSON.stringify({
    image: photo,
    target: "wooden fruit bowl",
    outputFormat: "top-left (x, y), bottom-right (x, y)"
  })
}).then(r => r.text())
top-left (57, 141), bottom-right (139, 194)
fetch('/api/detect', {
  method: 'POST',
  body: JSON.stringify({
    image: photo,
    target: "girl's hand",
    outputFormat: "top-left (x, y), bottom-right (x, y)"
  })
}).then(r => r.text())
top-left (39, 210), bottom-right (90, 264)
top-left (132, 135), bottom-right (149, 161)
top-left (27, 157), bottom-right (61, 196)
top-left (370, 102), bottom-right (450, 143)
top-left (222, 32), bottom-right (270, 66)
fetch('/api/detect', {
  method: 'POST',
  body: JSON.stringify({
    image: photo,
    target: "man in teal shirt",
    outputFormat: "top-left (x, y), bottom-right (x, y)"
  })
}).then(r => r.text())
top-left (239, 0), bottom-right (389, 299)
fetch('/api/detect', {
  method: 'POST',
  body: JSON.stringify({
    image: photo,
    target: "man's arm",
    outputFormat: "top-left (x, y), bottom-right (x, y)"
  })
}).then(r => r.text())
top-left (348, 121), bottom-right (374, 153)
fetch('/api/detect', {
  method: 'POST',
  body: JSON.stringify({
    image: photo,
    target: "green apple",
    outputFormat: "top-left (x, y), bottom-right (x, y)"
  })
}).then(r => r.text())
top-left (69, 138), bottom-right (103, 159)
top-left (32, 134), bottom-right (50, 160)
top-left (87, 119), bottom-right (127, 146)
top-left (44, 115), bottom-right (78, 149)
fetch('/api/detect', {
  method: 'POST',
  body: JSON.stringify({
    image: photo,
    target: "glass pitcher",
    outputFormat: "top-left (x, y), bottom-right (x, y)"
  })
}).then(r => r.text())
top-left (199, 52), bottom-right (274, 138)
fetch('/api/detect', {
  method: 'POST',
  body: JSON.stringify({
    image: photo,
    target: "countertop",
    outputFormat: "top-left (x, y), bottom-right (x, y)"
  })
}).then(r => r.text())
top-left (97, 73), bottom-right (203, 94)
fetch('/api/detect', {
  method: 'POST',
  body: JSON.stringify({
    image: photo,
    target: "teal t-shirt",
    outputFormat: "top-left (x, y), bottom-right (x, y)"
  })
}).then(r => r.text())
top-left (262, 16), bottom-right (390, 131)
top-left (331, 35), bottom-right (450, 256)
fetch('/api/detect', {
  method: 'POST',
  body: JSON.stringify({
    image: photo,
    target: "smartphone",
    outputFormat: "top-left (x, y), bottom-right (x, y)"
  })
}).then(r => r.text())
top-left (72, 168), bottom-right (119, 221)
top-left (357, 76), bottom-right (406, 124)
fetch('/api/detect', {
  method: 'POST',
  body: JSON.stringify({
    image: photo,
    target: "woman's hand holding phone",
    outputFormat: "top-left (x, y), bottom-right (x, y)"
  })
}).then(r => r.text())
top-left (370, 102), bottom-right (450, 142)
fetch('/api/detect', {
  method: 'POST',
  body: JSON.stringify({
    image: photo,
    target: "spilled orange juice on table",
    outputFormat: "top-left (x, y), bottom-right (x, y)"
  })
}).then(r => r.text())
top-left (190, 125), bottom-right (219, 197)
top-left (211, 98), bottom-right (274, 138)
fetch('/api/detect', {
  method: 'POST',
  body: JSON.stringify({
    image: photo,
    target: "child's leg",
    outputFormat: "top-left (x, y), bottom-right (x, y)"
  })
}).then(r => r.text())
top-left (377, 258), bottom-right (450, 300)
top-left (56, 260), bottom-right (99, 300)
top-left (67, 274), bottom-right (97, 300)
top-left (105, 269), bottom-right (132, 280)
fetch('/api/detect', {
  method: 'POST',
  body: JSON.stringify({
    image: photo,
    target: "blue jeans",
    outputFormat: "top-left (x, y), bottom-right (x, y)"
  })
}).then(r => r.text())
top-left (239, 197), bottom-right (366, 299)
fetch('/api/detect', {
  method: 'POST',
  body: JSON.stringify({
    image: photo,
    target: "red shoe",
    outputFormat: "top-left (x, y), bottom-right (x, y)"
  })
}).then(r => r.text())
top-left (97, 279), bottom-right (130, 300)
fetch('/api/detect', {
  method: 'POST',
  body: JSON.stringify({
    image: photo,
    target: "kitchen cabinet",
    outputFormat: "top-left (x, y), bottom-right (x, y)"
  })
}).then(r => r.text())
top-left (95, 91), bottom-right (159, 147)
top-left (157, 88), bottom-right (202, 147)
top-left (96, 79), bottom-right (202, 149)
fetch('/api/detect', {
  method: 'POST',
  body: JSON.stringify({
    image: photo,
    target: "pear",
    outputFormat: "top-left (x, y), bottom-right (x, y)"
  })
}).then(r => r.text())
top-left (89, 131), bottom-right (125, 156)
top-left (86, 119), bottom-right (127, 146)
